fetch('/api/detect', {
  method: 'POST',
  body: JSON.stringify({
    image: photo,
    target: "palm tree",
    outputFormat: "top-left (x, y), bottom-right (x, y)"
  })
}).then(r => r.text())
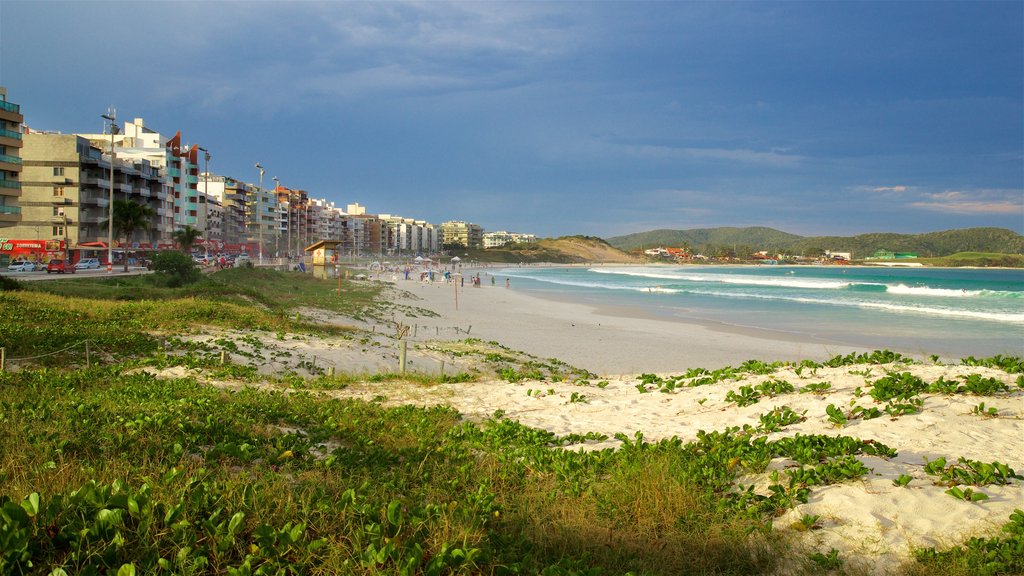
top-left (102, 200), bottom-right (154, 272)
top-left (172, 225), bottom-right (203, 256)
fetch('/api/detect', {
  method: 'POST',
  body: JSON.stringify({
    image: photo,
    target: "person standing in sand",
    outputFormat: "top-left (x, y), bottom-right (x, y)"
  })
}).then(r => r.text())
top-left (505, 278), bottom-right (510, 288)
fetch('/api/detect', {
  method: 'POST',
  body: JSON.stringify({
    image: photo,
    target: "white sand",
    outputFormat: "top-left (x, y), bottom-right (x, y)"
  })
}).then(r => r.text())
top-left (391, 274), bottom-right (871, 376)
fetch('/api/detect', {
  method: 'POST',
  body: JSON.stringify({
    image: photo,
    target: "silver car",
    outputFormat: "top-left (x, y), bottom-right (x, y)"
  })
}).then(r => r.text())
top-left (74, 258), bottom-right (101, 270)
top-left (7, 261), bottom-right (37, 272)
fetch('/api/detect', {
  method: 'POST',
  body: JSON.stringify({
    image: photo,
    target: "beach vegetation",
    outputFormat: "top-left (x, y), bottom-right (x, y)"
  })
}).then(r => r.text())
top-left (3, 273), bottom-right (1023, 575)
top-left (945, 486), bottom-right (990, 502)
top-left (961, 354), bottom-right (1024, 374)
top-left (851, 405), bottom-right (884, 420)
top-left (757, 406), bottom-right (806, 433)
top-left (909, 509), bottom-right (1024, 576)
top-left (825, 349), bottom-right (912, 367)
top-left (971, 403), bottom-right (1000, 417)
top-left (799, 381), bottom-right (832, 394)
top-left (569, 392), bottom-right (588, 404)
top-left (793, 513), bottom-right (822, 531)
top-left (0, 274), bottom-right (23, 291)
top-left (726, 385), bottom-right (762, 407)
top-left (868, 372), bottom-right (928, 402)
top-left (807, 547), bottom-right (844, 571)
top-left (884, 397), bottom-right (925, 418)
top-left (893, 474), bottom-right (914, 487)
top-left (825, 404), bottom-right (848, 427)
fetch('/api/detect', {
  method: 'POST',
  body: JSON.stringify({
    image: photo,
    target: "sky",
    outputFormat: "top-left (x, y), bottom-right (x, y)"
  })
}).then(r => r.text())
top-left (2, 1), bottom-right (1022, 239)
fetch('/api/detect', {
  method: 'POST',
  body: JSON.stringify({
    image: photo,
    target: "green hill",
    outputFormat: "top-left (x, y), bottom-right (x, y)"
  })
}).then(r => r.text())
top-left (606, 227), bottom-right (1024, 259)
top-left (607, 227), bottom-right (802, 253)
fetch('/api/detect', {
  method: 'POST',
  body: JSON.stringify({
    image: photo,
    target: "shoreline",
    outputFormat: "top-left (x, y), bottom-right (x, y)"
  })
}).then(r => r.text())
top-left (392, 274), bottom-right (870, 376)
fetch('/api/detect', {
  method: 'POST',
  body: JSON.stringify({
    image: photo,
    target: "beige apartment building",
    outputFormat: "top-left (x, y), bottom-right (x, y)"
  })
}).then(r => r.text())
top-left (12, 133), bottom-right (165, 248)
top-left (440, 220), bottom-right (483, 250)
top-left (0, 87), bottom-right (23, 228)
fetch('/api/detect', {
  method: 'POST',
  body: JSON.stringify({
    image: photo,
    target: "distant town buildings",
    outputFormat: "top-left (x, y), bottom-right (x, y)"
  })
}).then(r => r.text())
top-left (483, 231), bottom-right (536, 249)
top-left (0, 87), bottom-right (542, 264)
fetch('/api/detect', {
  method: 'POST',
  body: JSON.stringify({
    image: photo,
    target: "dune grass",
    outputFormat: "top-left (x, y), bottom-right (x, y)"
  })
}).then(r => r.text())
top-left (1, 272), bottom-right (1021, 575)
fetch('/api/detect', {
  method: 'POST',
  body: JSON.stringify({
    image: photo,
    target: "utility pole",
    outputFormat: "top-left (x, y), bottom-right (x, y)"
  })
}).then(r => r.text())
top-left (101, 110), bottom-right (117, 273)
top-left (254, 163), bottom-right (264, 265)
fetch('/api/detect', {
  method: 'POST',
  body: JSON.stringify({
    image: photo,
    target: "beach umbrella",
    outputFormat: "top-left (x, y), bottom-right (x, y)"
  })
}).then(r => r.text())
top-left (414, 256), bottom-right (424, 262)
top-left (451, 256), bottom-right (461, 262)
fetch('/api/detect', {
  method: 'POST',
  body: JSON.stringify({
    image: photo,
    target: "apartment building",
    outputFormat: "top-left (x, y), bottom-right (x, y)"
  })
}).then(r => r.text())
top-left (440, 220), bottom-right (484, 250)
top-left (78, 117), bottom-right (175, 244)
top-left (15, 133), bottom-right (164, 247)
top-left (0, 87), bottom-right (24, 227)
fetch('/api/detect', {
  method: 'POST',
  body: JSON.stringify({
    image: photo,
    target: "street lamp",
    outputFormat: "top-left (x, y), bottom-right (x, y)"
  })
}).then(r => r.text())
top-left (272, 176), bottom-right (283, 258)
top-left (254, 163), bottom-right (264, 265)
top-left (197, 146), bottom-right (210, 261)
top-left (101, 112), bottom-right (117, 273)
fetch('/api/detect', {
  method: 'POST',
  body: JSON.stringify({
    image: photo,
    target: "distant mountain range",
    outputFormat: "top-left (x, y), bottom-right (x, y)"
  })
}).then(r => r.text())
top-left (605, 227), bottom-right (1024, 258)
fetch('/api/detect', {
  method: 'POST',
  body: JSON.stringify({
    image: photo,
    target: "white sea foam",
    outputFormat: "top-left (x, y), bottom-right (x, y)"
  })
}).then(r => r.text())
top-left (505, 268), bottom-right (1024, 325)
top-left (589, 267), bottom-right (1023, 299)
top-left (590, 267), bottom-right (852, 290)
top-left (692, 289), bottom-right (1024, 324)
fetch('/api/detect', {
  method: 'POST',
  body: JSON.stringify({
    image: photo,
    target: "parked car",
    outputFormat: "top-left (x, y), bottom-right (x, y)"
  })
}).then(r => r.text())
top-left (46, 259), bottom-right (75, 274)
top-left (7, 261), bottom-right (36, 272)
top-left (74, 258), bottom-right (101, 270)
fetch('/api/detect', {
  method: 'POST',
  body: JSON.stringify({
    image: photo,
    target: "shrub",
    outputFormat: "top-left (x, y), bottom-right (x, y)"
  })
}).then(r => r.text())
top-left (151, 251), bottom-right (200, 287)
top-left (0, 275), bottom-right (22, 291)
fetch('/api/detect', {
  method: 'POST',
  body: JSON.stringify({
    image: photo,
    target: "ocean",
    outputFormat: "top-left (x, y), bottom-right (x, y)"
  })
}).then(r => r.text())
top-left (496, 265), bottom-right (1024, 359)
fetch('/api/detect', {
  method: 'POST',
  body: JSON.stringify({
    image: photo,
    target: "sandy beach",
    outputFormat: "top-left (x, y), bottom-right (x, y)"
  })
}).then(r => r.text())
top-left (390, 271), bottom-right (871, 376)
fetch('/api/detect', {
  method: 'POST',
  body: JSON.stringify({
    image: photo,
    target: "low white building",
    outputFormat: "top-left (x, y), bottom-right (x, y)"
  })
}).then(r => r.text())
top-left (483, 230), bottom-right (537, 249)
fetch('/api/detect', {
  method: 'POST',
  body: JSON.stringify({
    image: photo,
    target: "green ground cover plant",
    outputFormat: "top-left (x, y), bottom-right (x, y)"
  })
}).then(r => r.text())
top-left (3, 277), bottom-right (1022, 575)
top-left (1, 367), bottom-right (792, 575)
top-left (908, 509), bottom-right (1024, 576)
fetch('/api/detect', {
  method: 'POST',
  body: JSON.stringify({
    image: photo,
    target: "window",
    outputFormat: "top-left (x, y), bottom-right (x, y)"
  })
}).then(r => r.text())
top-left (53, 206), bottom-right (64, 217)
top-left (53, 167), bottom-right (65, 176)
top-left (52, 226), bottom-right (65, 237)
top-left (53, 186), bottom-right (64, 196)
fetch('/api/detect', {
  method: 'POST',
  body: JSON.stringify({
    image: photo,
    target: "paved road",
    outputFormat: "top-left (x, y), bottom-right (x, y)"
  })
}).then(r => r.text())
top-left (0, 268), bottom-right (152, 282)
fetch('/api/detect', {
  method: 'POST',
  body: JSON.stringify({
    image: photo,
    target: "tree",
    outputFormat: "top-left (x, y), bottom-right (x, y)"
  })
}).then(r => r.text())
top-left (101, 200), bottom-right (154, 272)
top-left (152, 251), bottom-right (200, 287)
top-left (172, 225), bottom-right (203, 255)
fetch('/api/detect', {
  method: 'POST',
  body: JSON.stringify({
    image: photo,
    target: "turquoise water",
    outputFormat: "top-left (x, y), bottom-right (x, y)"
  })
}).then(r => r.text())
top-left (497, 265), bottom-right (1024, 358)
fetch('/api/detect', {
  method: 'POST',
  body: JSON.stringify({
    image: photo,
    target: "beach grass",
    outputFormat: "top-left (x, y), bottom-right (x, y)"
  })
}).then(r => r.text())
top-left (1, 270), bottom-right (1021, 575)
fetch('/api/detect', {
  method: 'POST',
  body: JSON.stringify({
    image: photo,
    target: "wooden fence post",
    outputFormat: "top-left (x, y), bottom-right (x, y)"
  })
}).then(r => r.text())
top-left (399, 340), bottom-right (408, 374)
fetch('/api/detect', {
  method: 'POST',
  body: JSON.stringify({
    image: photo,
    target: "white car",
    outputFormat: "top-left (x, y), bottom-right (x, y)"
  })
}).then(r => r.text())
top-left (74, 258), bottom-right (101, 270)
top-left (6, 261), bottom-right (36, 272)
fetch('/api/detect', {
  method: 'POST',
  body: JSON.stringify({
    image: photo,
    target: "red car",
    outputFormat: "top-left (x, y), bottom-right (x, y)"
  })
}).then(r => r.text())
top-left (46, 259), bottom-right (75, 274)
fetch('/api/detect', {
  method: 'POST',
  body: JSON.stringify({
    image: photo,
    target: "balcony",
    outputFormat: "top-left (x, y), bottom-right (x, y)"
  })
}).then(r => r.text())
top-left (0, 204), bottom-right (21, 215)
top-left (0, 128), bottom-right (22, 141)
top-left (0, 100), bottom-right (19, 114)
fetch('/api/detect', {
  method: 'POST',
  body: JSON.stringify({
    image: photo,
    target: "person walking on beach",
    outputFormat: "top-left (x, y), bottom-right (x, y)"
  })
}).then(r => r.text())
top-left (491, 276), bottom-right (495, 286)
top-left (505, 278), bottom-right (510, 288)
